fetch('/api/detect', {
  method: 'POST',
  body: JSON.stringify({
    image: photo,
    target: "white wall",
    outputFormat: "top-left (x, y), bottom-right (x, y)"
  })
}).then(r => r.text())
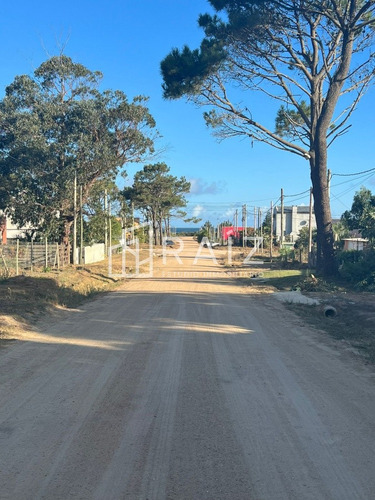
top-left (83, 243), bottom-right (105, 264)
top-left (274, 206), bottom-right (316, 241)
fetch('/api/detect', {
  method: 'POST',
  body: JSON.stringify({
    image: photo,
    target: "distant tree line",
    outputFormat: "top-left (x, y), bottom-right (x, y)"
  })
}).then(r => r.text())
top-left (122, 162), bottom-right (192, 246)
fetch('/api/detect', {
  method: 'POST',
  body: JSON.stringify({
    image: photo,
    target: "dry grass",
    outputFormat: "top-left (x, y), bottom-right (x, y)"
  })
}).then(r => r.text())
top-left (0, 253), bottom-right (137, 342)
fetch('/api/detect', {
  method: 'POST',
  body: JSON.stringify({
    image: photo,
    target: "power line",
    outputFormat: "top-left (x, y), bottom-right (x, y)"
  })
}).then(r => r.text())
top-left (330, 173), bottom-right (375, 210)
top-left (332, 167), bottom-right (375, 177)
top-left (284, 188), bottom-right (311, 198)
top-left (188, 167), bottom-right (375, 222)
top-left (331, 172), bottom-right (375, 189)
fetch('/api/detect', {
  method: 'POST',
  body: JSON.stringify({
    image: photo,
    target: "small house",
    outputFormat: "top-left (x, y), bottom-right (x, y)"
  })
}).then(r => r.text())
top-left (342, 238), bottom-right (368, 251)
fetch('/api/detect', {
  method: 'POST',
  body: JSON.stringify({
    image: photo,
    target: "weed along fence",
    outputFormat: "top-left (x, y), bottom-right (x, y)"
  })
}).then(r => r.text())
top-left (0, 240), bottom-right (69, 275)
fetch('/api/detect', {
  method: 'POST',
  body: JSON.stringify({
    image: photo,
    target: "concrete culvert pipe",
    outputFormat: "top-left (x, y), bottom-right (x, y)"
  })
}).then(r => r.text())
top-left (323, 305), bottom-right (337, 318)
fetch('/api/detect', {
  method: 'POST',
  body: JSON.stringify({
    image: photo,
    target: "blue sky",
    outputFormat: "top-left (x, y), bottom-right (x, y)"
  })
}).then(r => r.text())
top-left (1, 0), bottom-right (375, 226)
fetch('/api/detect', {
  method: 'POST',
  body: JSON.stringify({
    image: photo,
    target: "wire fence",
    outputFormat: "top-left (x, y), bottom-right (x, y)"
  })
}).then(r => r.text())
top-left (0, 240), bottom-right (69, 277)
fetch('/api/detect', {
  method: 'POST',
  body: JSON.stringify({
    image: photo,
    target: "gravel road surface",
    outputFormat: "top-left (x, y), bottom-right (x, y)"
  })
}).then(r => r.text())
top-left (1, 238), bottom-right (375, 499)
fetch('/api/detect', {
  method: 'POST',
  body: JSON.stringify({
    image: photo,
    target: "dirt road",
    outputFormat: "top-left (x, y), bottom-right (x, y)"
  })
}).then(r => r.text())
top-left (1, 238), bottom-right (375, 499)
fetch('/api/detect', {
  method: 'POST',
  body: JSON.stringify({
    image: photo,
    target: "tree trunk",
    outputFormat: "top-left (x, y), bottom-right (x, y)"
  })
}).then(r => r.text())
top-left (309, 142), bottom-right (336, 276)
top-left (307, 28), bottom-right (355, 277)
top-left (158, 218), bottom-right (163, 246)
top-left (152, 218), bottom-right (158, 246)
top-left (62, 217), bottom-right (73, 263)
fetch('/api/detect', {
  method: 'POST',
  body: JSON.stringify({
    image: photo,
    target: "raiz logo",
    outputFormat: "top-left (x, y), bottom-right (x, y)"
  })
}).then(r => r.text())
top-left (228, 237), bottom-right (264, 265)
top-left (108, 222), bottom-right (154, 278)
top-left (108, 228), bottom-right (264, 278)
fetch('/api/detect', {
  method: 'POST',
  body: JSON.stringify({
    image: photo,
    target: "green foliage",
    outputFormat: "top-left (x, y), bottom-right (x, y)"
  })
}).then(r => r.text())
top-left (84, 215), bottom-right (122, 245)
top-left (161, 39), bottom-right (226, 99)
top-left (275, 101), bottom-right (310, 140)
top-left (262, 269), bottom-right (305, 290)
top-left (80, 178), bottom-right (125, 245)
top-left (295, 276), bottom-right (338, 292)
top-left (123, 163), bottom-right (190, 244)
top-left (161, 0), bottom-right (375, 276)
top-left (294, 226), bottom-right (317, 250)
top-left (197, 220), bottom-right (214, 243)
top-left (356, 272), bottom-right (375, 291)
top-left (0, 55), bottom-right (157, 243)
top-left (332, 221), bottom-right (350, 249)
top-left (341, 187), bottom-right (375, 242)
top-left (279, 246), bottom-right (295, 262)
top-left (258, 212), bottom-right (272, 248)
top-left (220, 220), bottom-right (232, 227)
top-left (338, 249), bottom-right (375, 289)
top-left (261, 212), bottom-right (271, 234)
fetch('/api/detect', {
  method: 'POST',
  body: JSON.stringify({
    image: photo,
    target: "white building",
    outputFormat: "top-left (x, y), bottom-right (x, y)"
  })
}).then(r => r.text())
top-left (343, 238), bottom-right (368, 251)
top-left (274, 205), bottom-right (316, 242)
top-left (0, 211), bottom-right (34, 243)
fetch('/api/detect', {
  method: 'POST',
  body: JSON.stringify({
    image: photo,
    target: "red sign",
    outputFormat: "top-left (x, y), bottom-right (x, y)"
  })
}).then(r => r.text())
top-left (222, 226), bottom-right (244, 240)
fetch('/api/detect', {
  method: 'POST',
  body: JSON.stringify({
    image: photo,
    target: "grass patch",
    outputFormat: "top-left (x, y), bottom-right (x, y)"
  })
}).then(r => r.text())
top-left (262, 269), bottom-right (306, 290)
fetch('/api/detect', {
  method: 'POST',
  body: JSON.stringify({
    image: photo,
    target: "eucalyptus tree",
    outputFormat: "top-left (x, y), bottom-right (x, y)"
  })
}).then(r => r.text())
top-left (123, 162), bottom-right (190, 245)
top-left (0, 55), bottom-right (157, 247)
top-left (161, 0), bottom-right (375, 275)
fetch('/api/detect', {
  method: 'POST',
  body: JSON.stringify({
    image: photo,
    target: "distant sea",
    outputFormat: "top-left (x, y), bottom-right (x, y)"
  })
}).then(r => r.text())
top-left (174, 227), bottom-right (199, 234)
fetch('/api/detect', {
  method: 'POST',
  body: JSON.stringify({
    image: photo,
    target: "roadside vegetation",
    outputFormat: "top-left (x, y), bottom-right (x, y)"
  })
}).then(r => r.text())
top-left (223, 238), bottom-right (375, 364)
top-left (0, 248), bottom-right (153, 342)
top-left (244, 263), bottom-right (375, 364)
top-left (0, 56), bottom-right (194, 255)
top-left (0, 261), bottom-right (122, 342)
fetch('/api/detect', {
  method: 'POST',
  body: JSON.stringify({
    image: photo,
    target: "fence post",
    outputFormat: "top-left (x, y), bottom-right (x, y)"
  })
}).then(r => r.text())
top-left (30, 239), bottom-right (33, 272)
top-left (56, 243), bottom-right (60, 269)
top-left (0, 247), bottom-right (9, 276)
top-left (45, 238), bottom-right (48, 268)
top-left (16, 239), bottom-right (19, 276)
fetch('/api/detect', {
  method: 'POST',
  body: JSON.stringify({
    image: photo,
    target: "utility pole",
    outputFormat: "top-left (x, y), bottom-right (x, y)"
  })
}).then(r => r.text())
top-left (121, 200), bottom-right (127, 247)
top-left (257, 207), bottom-right (261, 233)
top-left (327, 169), bottom-right (332, 199)
top-left (131, 201), bottom-right (135, 242)
top-left (80, 185), bottom-right (83, 264)
top-left (109, 201), bottom-right (112, 252)
top-left (242, 204), bottom-right (247, 247)
top-left (270, 201), bottom-right (273, 261)
top-left (280, 188), bottom-right (284, 246)
top-left (104, 189), bottom-right (108, 255)
top-left (234, 209), bottom-right (238, 245)
top-left (73, 171), bottom-right (77, 264)
top-left (308, 187), bottom-right (313, 266)
top-left (259, 208), bottom-right (263, 254)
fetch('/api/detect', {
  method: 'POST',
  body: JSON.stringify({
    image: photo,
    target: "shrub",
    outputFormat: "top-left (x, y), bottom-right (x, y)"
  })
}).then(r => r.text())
top-left (356, 271), bottom-right (375, 291)
top-left (338, 249), bottom-right (375, 288)
top-left (279, 246), bottom-right (296, 264)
